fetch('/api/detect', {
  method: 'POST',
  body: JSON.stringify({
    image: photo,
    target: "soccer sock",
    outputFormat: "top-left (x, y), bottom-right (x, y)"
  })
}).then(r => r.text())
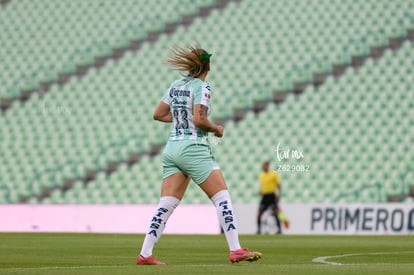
top-left (140, 196), bottom-right (180, 257)
top-left (211, 189), bottom-right (241, 251)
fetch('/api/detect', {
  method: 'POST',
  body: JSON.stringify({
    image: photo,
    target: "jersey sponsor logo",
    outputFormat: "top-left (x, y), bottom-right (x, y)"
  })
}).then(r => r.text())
top-left (169, 87), bottom-right (191, 98)
top-left (201, 84), bottom-right (211, 103)
top-left (171, 98), bottom-right (187, 107)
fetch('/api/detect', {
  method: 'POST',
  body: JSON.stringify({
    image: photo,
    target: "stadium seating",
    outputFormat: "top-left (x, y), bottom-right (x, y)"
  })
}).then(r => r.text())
top-left (1, 0), bottom-right (221, 202)
top-left (40, 40), bottom-right (414, 205)
top-left (1, 0), bottom-right (413, 204)
top-left (0, 0), bottom-right (216, 99)
top-left (216, 40), bottom-right (414, 204)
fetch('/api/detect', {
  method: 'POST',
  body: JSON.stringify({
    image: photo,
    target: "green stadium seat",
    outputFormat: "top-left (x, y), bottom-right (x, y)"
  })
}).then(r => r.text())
top-left (0, 0), bottom-right (219, 99)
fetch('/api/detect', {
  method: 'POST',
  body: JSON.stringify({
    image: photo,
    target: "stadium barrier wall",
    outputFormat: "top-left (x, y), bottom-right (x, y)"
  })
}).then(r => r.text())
top-left (0, 204), bottom-right (219, 234)
top-left (235, 203), bottom-right (414, 235)
top-left (0, 203), bottom-right (413, 235)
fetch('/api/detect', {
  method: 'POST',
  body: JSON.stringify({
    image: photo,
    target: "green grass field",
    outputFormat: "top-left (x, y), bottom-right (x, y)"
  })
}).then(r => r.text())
top-left (0, 233), bottom-right (413, 274)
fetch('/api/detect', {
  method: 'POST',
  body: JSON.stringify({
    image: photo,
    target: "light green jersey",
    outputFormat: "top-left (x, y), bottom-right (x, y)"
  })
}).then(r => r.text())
top-left (162, 76), bottom-right (212, 144)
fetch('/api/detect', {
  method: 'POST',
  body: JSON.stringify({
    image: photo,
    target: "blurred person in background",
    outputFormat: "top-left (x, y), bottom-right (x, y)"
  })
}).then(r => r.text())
top-left (257, 161), bottom-right (282, 234)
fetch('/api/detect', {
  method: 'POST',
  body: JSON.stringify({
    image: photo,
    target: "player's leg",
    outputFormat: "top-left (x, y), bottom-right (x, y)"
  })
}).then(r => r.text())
top-left (257, 207), bottom-right (265, 234)
top-left (198, 169), bottom-right (262, 263)
top-left (271, 199), bottom-right (282, 234)
top-left (137, 172), bottom-right (190, 265)
top-left (180, 142), bottom-right (261, 262)
top-left (274, 208), bottom-right (282, 234)
top-left (257, 196), bottom-right (266, 234)
top-left (197, 169), bottom-right (240, 249)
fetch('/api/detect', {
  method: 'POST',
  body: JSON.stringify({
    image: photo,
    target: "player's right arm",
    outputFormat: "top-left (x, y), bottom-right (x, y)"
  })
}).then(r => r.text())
top-left (193, 104), bottom-right (223, 137)
top-left (153, 101), bottom-right (172, 122)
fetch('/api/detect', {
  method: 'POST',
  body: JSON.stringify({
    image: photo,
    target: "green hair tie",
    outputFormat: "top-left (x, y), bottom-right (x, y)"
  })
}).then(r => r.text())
top-left (200, 53), bottom-right (212, 62)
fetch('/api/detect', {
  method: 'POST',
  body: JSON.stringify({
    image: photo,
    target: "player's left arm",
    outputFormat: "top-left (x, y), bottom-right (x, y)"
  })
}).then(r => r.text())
top-left (193, 83), bottom-right (223, 137)
top-left (153, 101), bottom-right (172, 122)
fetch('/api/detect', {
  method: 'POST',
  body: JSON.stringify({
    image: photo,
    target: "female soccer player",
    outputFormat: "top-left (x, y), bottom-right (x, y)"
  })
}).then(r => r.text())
top-left (136, 44), bottom-right (262, 265)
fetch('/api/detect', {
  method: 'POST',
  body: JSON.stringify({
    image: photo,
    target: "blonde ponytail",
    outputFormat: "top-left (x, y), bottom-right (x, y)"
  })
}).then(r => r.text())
top-left (167, 43), bottom-right (211, 77)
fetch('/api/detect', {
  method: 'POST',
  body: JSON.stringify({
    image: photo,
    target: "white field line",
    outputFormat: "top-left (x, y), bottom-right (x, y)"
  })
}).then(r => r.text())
top-left (312, 251), bottom-right (414, 266)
